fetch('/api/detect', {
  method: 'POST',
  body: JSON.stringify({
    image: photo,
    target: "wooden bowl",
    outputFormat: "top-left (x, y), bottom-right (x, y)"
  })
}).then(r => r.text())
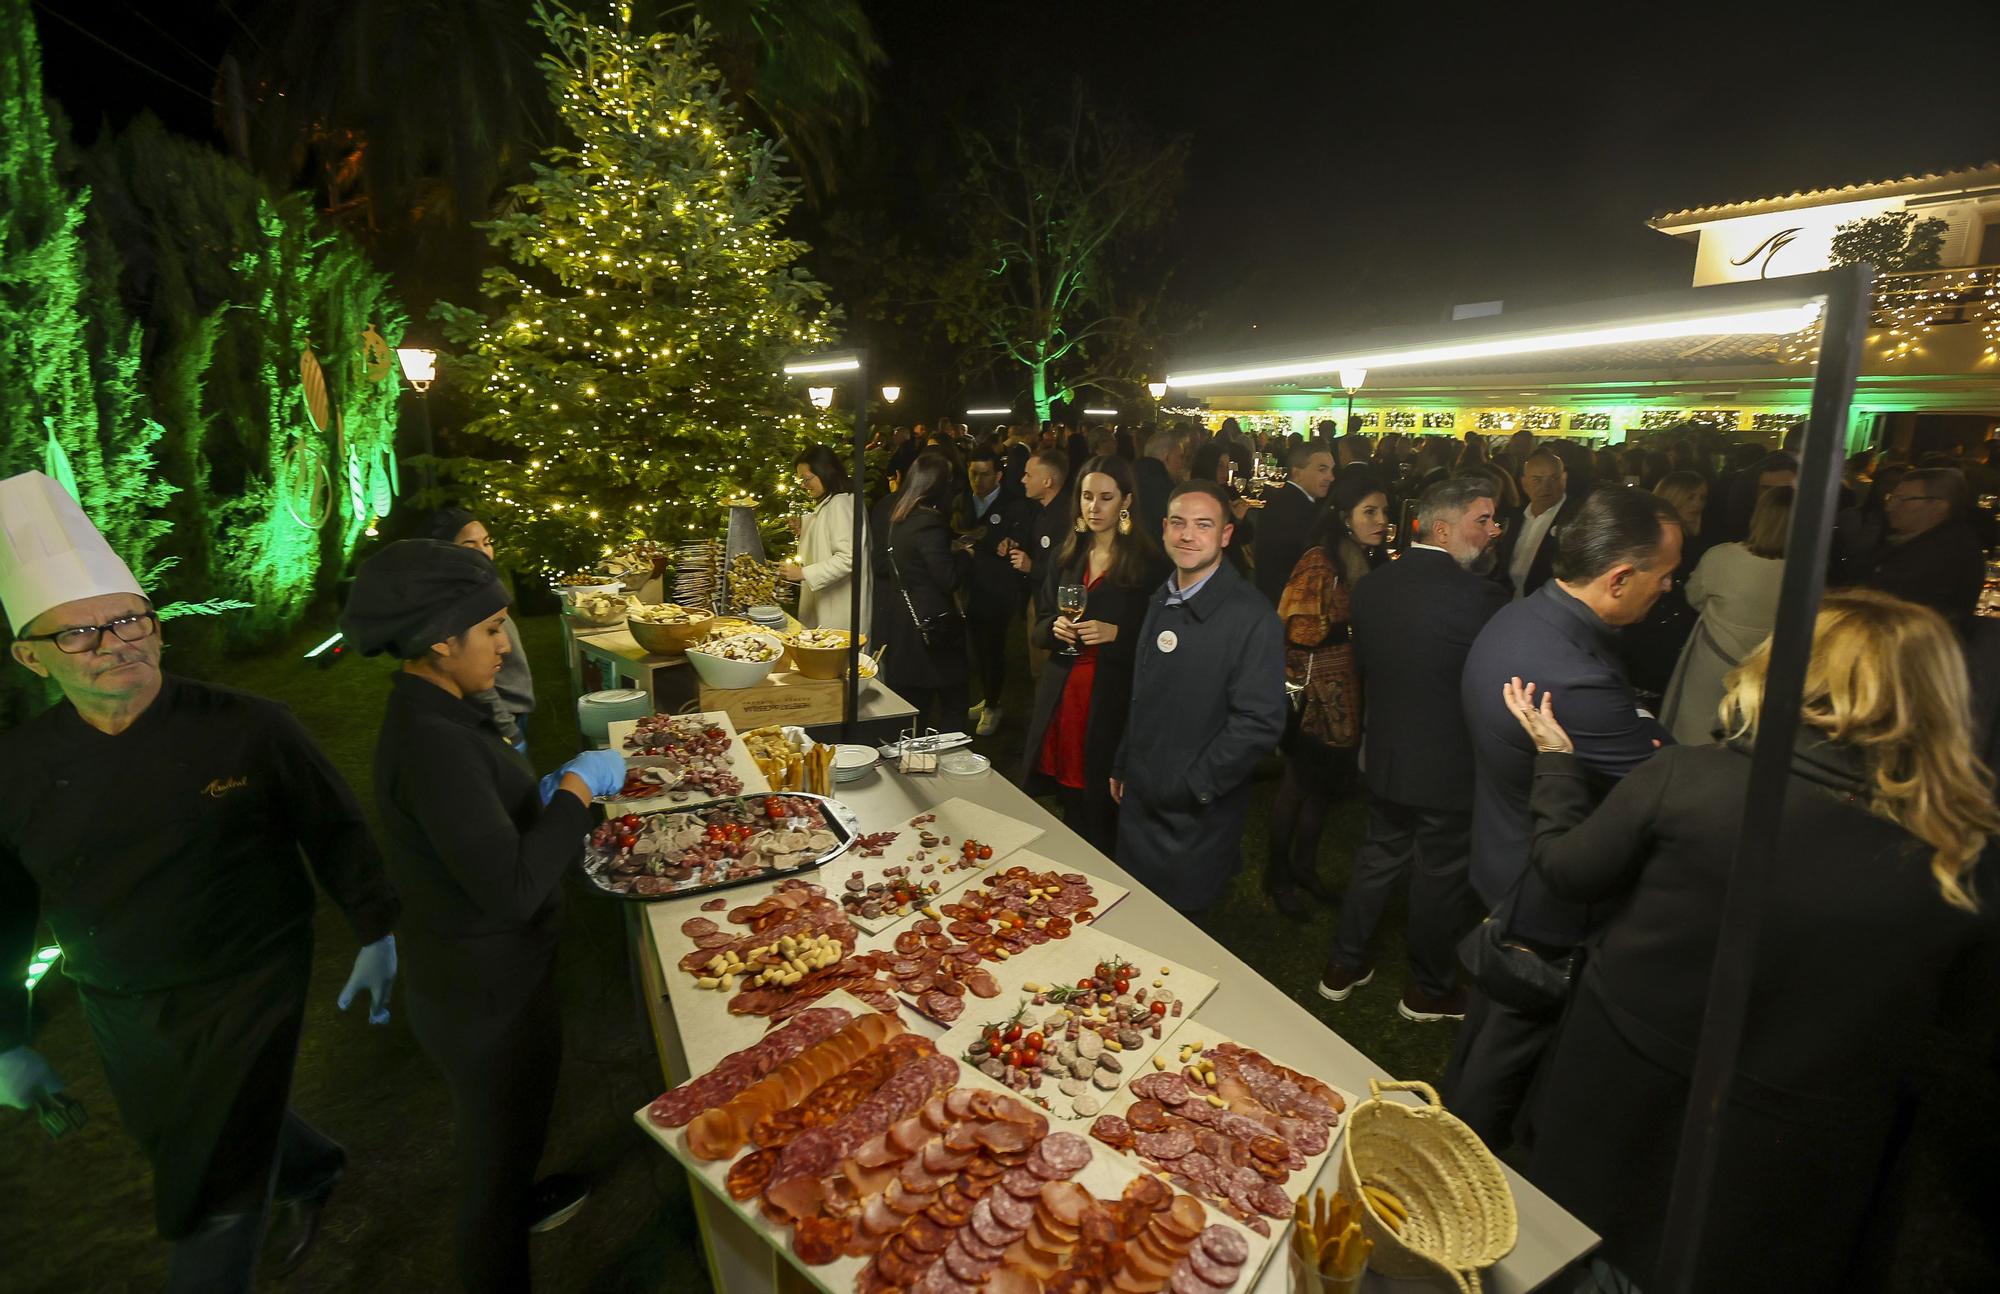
top-left (626, 607), bottom-right (712, 655)
top-left (786, 631), bottom-right (867, 680)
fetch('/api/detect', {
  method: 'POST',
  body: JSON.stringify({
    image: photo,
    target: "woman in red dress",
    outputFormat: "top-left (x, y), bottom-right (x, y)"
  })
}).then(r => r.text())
top-left (1017, 455), bottom-right (1165, 855)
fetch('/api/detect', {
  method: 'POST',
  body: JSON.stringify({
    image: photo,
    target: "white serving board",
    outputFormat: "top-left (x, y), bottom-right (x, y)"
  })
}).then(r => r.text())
top-left (603, 710), bottom-right (771, 815)
top-left (932, 922), bottom-right (1217, 1124)
top-left (633, 990), bottom-right (1271, 1294)
top-left (1093, 1023), bottom-right (1356, 1227)
top-left (828, 796), bottom-right (1047, 934)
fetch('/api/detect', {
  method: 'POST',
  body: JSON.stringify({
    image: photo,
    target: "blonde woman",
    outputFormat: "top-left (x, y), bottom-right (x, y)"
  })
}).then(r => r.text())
top-left (1500, 589), bottom-right (1999, 1291)
top-left (1659, 486), bottom-right (1793, 744)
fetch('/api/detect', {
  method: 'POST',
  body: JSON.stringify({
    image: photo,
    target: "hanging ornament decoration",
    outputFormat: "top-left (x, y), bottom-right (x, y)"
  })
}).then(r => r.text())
top-left (282, 441), bottom-right (334, 530)
top-left (361, 324), bottom-right (395, 383)
top-left (42, 420), bottom-right (79, 502)
top-left (300, 341), bottom-right (331, 433)
top-left (334, 408), bottom-right (348, 464)
top-left (384, 445), bottom-right (401, 498)
top-left (369, 453), bottom-right (395, 518)
top-left (347, 449), bottom-right (368, 526)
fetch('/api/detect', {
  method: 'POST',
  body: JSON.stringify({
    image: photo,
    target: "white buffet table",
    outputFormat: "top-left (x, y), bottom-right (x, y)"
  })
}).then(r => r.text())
top-left (627, 760), bottom-right (1597, 1294)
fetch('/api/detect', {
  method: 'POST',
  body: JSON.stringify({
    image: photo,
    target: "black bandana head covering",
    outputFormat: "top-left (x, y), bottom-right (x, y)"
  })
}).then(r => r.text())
top-left (340, 539), bottom-right (510, 659)
top-left (418, 506), bottom-right (480, 544)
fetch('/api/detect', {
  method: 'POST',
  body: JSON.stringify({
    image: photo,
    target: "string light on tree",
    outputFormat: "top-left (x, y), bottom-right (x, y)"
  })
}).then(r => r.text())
top-left (436, 7), bottom-right (843, 573)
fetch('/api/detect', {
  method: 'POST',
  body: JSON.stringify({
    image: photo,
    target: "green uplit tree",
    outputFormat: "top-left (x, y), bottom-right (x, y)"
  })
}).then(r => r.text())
top-left (0, 0), bottom-right (173, 589)
top-left (911, 88), bottom-right (1188, 423)
top-left (1830, 210), bottom-right (1948, 273)
top-left (437, 4), bottom-right (841, 573)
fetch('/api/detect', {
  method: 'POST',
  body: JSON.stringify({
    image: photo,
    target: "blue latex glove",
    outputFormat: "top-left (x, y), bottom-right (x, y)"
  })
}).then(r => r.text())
top-left (336, 935), bottom-right (397, 1025)
top-left (0, 1045), bottom-right (63, 1111)
top-left (538, 749), bottom-right (626, 804)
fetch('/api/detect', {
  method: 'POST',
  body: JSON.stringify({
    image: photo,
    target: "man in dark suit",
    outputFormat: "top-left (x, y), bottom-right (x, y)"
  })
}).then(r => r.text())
top-left (1252, 443), bottom-right (1333, 605)
top-left (1133, 426), bottom-right (1189, 540)
top-left (956, 444), bottom-right (1037, 736)
top-left (1442, 486), bottom-right (1684, 1149)
top-left (1005, 451), bottom-right (1070, 679)
top-left (1319, 476), bottom-right (1508, 1021)
top-left (1491, 449), bottom-right (1583, 599)
top-left (1853, 467), bottom-right (1984, 631)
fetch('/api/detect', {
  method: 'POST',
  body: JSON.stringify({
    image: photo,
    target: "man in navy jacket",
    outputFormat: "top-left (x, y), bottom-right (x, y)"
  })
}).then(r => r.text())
top-left (1320, 476), bottom-right (1507, 1021)
top-left (1443, 486), bottom-right (1684, 1149)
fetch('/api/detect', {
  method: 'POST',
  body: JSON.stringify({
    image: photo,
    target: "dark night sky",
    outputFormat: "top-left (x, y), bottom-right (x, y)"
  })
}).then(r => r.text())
top-left (34, 1), bottom-right (2000, 351)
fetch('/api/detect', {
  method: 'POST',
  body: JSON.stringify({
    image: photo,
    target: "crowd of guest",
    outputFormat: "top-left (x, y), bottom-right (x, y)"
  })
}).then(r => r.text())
top-left (783, 411), bottom-right (2000, 1290)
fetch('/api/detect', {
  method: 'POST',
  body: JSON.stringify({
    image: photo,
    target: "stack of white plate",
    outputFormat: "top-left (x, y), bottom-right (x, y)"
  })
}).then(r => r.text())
top-left (832, 744), bottom-right (880, 783)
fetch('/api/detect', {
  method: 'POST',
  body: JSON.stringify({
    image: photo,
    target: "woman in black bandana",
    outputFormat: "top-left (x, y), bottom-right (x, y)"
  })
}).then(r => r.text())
top-left (342, 541), bottom-right (624, 1292)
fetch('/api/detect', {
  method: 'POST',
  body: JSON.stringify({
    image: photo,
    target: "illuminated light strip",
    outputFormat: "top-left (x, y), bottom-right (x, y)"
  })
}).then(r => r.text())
top-left (303, 631), bottom-right (344, 659)
top-left (782, 356), bottom-right (862, 375)
top-left (1165, 302), bottom-right (1825, 390)
top-left (965, 407), bottom-right (1013, 416)
top-left (1081, 408), bottom-right (1119, 416)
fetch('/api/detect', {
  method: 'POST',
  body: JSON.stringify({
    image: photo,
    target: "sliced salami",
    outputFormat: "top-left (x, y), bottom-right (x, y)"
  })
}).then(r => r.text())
top-left (1184, 1242), bottom-right (1241, 1287)
top-left (1036, 1131), bottom-right (1093, 1174)
top-left (1000, 1166), bottom-right (1046, 1198)
top-left (1198, 1222), bottom-right (1249, 1266)
top-left (919, 991), bottom-right (964, 1022)
top-left (1135, 1128), bottom-right (1195, 1161)
top-left (987, 1187), bottom-right (1036, 1232)
top-left (1169, 1263), bottom-right (1230, 1294)
top-left (679, 916), bottom-right (719, 938)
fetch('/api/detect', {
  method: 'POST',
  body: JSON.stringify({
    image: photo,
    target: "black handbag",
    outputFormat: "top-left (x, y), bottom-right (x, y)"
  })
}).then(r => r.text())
top-left (887, 543), bottom-right (965, 652)
top-left (1457, 872), bottom-right (1579, 1018)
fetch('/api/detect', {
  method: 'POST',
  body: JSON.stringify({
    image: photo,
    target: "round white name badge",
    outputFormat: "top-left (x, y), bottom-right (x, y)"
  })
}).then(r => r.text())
top-left (1039, 535), bottom-right (1051, 549)
top-left (988, 512), bottom-right (1001, 525)
top-left (1157, 630), bottom-right (1179, 653)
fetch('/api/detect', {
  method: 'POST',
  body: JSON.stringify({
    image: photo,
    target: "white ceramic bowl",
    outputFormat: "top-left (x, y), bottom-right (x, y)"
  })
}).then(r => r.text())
top-left (683, 632), bottom-right (784, 689)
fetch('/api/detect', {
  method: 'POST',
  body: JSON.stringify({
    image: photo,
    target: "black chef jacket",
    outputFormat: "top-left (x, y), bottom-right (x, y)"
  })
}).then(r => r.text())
top-left (371, 671), bottom-right (591, 946)
top-left (0, 673), bottom-right (397, 1235)
top-left (0, 673), bottom-right (397, 1049)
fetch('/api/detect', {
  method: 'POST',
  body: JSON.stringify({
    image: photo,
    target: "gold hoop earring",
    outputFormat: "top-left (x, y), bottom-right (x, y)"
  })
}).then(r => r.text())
top-left (1075, 513), bottom-right (1089, 533)
top-left (1117, 508), bottom-right (1132, 535)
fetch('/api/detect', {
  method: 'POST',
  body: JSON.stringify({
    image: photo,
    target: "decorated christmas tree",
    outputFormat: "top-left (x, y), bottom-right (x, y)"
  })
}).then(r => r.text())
top-left (0, 0), bottom-right (172, 589)
top-left (438, 4), bottom-right (843, 575)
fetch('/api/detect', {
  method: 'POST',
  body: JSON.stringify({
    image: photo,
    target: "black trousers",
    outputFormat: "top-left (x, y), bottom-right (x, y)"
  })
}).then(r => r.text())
top-left (166, 1111), bottom-right (345, 1294)
top-left (1440, 984), bottom-right (1562, 1152)
top-left (408, 943), bottom-right (563, 1294)
top-left (966, 607), bottom-right (1015, 709)
top-left (1055, 782), bottom-right (1118, 858)
top-left (1329, 794), bottom-right (1477, 996)
top-left (901, 682), bottom-right (970, 740)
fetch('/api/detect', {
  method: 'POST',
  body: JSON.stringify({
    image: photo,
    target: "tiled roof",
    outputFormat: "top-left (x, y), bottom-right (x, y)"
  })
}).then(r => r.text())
top-left (1649, 163), bottom-right (2000, 229)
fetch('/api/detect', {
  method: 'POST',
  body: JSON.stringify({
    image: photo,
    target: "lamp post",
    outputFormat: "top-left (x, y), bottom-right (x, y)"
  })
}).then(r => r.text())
top-left (396, 346), bottom-right (439, 492)
top-left (1339, 367), bottom-right (1367, 435)
top-left (782, 351), bottom-right (868, 739)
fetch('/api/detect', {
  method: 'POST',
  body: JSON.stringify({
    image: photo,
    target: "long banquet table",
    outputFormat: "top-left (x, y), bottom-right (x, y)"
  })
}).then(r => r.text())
top-left (628, 757), bottom-right (1597, 1294)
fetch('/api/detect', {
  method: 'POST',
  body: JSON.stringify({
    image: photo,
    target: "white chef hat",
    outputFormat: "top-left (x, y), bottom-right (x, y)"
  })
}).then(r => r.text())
top-left (0, 471), bottom-right (147, 634)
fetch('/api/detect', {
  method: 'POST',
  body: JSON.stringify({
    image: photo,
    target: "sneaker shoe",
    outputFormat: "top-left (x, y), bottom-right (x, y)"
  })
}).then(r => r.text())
top-left (1314, 963), bottom-right (1374, 1003)
top-left (1396, 985), bottom-right (1468, 1023)
top-left (528, 1173), bottom-right (590, 1234)
top-left (975, 707), bottom-right (1003, 737)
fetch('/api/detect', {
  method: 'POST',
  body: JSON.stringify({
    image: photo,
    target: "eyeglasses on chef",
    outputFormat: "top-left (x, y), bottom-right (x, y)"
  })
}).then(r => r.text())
top-left (19, 611), bottom-right (160, 654)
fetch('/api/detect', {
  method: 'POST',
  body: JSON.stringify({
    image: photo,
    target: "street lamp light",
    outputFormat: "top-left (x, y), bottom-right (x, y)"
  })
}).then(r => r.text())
top-left (1339, 368), bottom-right (1367, 432)
top-left (396, 346), bottom-right (440, 490)
top-left (880, 385), bottom-right (902, 405)
top-left (1146, 382), bottom-right (1168, 400)
top-left (808, 386), bottom-right (835, 409)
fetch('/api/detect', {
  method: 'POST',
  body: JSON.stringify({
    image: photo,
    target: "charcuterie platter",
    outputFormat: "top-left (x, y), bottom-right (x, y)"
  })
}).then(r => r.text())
top-left (603, 711), bottom-right (770, 814)
top-left (1085, 1025), bottom-right (1354, 1242)
top-left (635, 990), bottom-right (1274, 1294)
top-left (830, 798), bottom-right (1048, 934)
top-left (581, 792), bottom-right (853, 901)
top-left (930, 923), bottom-right (1217, 1123)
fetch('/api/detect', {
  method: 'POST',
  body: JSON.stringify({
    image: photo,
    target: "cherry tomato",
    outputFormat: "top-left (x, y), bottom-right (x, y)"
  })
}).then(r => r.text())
top-left (1076, 978), bottom-right (1093, 990)
top-left (616, 833), bottom-right (637, 849)
top-left (1025, 1031), bottom-right (1044, 1051)
top-left (1003, 1024), bottom-right (1022, 1044)
top-left (1114, 978), bottom-right (1130, 995)
top-left (986, 1028), bottom-right (1002, 1047)
top-left (1096, 963), bottom-right (1112, 980)
top-left (1150, 1000), bottom-right (1168, 1016)
top-left (620, 814), bottom-right (642, 828)
top-left (978, 845), bottom-right (993, 860)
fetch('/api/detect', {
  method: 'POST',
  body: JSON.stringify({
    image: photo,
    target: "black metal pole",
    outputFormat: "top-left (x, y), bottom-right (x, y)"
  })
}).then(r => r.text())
top-left (418, 391), bottom-right (437, 494)
top-left (843, 360), bottom-right (867, 742)
top-left (1652, 264), bottom-right (1872, 1293)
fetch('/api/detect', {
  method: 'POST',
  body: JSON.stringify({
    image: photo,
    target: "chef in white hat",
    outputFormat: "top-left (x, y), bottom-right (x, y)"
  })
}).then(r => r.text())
top-left (0, 471), bottom-right (401, 1290)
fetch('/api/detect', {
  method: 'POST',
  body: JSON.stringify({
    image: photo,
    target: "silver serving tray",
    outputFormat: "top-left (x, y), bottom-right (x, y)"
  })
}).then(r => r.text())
top-left (577, 791), bottom-right (854, 902)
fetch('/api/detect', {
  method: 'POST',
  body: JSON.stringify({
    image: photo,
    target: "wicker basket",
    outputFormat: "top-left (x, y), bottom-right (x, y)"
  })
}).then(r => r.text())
top-left (1337, 1079), bottom-right (1517, 1293)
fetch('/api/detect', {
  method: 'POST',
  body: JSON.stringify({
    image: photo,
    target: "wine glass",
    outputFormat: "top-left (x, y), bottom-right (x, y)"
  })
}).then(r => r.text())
top-left (1056, 584), bottom-right (1087, 657)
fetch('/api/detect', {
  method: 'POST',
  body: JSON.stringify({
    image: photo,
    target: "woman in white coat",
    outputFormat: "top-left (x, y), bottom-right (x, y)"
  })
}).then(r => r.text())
top-left (779, 445), bottom-right (871, 632)
top-left (1660, 485), bottom-right (1793, 745)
